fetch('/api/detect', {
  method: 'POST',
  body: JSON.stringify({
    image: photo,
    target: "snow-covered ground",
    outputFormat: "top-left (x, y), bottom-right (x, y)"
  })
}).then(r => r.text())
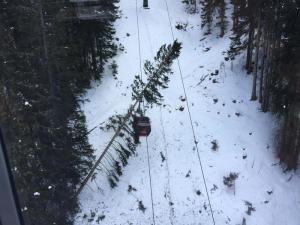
top-left (75, 0), bottom-right (300, 224)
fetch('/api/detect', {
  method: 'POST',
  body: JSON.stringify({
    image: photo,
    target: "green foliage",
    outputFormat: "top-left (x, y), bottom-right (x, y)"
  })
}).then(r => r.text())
top-left (110, 60), bottom-right (118, 79)
top-left (103, 114), bottom-right (125, 131)
top-left (138, 200), bottom-right (146, 213)
top-left (201, 0), bottom-right (213, 34)
top-left (182, 0), bottom-right (198, 14)
top-left (131, 40), bottom-right (182, 107)
top-left (211, 139), bottom-right (219, 151)
top-left (108, 176), bottom-right (117, 188)
top-left (223, 172), bottom-right (239, 187)
top-left (93, 41), bottom-right (181, 190)
top-left (115, 148), bottom-right (129, 166)
top-left (227, 0), bottom-right (251, 58)
top-left (0, 0), bottom-right (119, 224)
top-left (128, 184), bottom-right (137, 192)
top-left (175, 22), bottom-right (188, 31)
top-left (244, 201), bottom-right (256, 215)
top-left (224, 0), bottom-right (300, 169)
top-left (200, 0), bottom-right (227, 36)
top-left (113, 160), bottom-right (123, 176)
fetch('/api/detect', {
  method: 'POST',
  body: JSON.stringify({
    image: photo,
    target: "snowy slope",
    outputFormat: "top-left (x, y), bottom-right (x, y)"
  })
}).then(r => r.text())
top-left (75, 0), bottom-right (300, 225)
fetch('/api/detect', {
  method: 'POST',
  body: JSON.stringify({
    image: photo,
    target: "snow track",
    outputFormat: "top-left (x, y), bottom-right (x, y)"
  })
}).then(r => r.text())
top-left (163, 0), bottom-right (216, 223)
top-left (76, 1), bottom-right (300, 225)
top-left (135, 1), bottom-right (156, 224)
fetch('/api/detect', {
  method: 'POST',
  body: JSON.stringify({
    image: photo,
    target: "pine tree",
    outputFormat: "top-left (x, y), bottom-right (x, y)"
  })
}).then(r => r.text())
top-left (132, 41), bottom-right (182, 106)
top-left (76, 41), bottom-right (182, 193)
top-left (200, 0), bottom-right (228, 37)
top-left (227, 0), bottom-right (256, 67)
top-left (201, 0), bottom-right (214, 35)
top-left (199, 0), bottom-right (300, 169)
top-left (215, 0), bottom-right (227, 37)
top-left (0, 0), bottom-right (119, 224)
top-left (272, 0), bottom-right (300, 169)
top-left (182, 0), bottom-right (197, 14)
top-left (250, 8), bottom-right (262, 101)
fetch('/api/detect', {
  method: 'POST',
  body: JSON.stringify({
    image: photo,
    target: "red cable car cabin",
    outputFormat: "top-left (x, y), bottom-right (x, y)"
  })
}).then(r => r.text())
top-left (133, 116), bottom-right (151, 137)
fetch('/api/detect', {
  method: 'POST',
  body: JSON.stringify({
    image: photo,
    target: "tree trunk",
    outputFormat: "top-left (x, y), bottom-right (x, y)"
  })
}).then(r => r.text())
top-left (232, 1), bottom-right (238, 32)
top-left (259, 33), bottom-right (267, 104)
top-left (219, 0), bottom-right (226, 37)
top-left (262, 38), bottom-right (272, 112)
top-left (279, 104), bottom-right (300, 169)
top-left (251, 12), bottom-right (262, 101)
top-left (292, 127), bottom-right (300, 169)
top-left (90, 31), bottom-right (97, 72)
top-left (98, 39), bottom-right (103, 73)
top-left (246, 21), bottom-right (254, 73)
top-left (143, 0), bottom-right (148, 8)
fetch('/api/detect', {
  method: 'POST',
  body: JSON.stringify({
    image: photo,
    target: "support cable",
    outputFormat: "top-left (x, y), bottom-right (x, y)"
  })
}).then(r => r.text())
top-left (142, 17), bottom-right (175, 225)
top-left (135, 1), bottom-right (156, 224)
top-left (145, 138), bottom-right (155, 225)
top-left (162, 0), bottom-right (216, 224)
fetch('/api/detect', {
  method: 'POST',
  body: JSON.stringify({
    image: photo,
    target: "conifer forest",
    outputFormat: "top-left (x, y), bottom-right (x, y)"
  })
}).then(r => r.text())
top-left (0, 0), bottom-right (300, 225)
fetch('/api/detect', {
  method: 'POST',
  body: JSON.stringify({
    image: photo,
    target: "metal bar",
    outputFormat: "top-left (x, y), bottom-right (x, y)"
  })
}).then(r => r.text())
top-left (0, 128), bottom-right (25, 225)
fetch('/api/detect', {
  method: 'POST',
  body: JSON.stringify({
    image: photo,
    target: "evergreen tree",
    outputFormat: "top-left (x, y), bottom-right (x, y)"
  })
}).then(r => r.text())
top-left (201, 0), bottom-right (214, 35)
top-left (199, 0), bottom-right (300, 169)
top-left (76, 41), bottom-right (182, 193)
top-left (227, 0), bottom-right (300, 168)
top-left (0, 0), bottom-right (119, 224)
top-left (215, 0), bottom-right (227, 37)
top-left (182, 0), bottom-right (198, 14)
top-left (200, 0), bottom-right (228, 37)
top-left (132, 41), bottom-right (182, 106)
